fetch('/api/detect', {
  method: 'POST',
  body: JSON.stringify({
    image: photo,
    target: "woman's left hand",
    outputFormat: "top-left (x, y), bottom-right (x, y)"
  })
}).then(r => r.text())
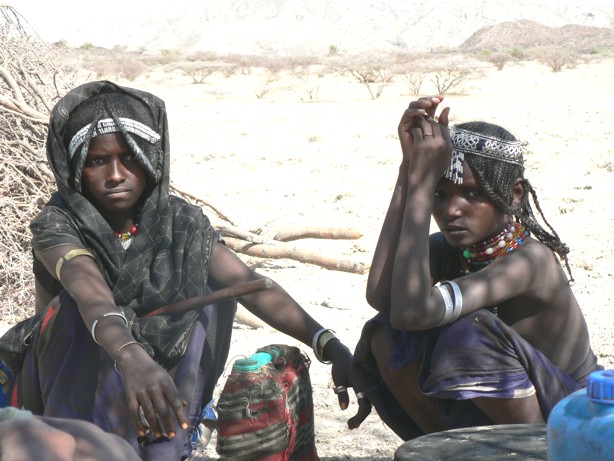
top-left (323, 339), bottom-right (355, 410)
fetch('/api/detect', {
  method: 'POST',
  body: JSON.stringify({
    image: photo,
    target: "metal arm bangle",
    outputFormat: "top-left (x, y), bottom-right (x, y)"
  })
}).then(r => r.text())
top-left (445, 280), bottom-right (463, 319)
top-left (435, 281), bottom-right (463, 326)
top-left (55, 248), bottom-right (94, 283)
top-left (311, 328), bottom-right (337, 364)
top-left (114, 341), bottom-right (147, 374)
top-left (434, 283), bottom-right (454, 326)
top-left (91, 312), bottom-right (129, 345)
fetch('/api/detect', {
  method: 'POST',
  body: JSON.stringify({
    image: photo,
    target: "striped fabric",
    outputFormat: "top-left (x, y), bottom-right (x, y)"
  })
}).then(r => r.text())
top-left (216, 345), bottom-right (319, 461)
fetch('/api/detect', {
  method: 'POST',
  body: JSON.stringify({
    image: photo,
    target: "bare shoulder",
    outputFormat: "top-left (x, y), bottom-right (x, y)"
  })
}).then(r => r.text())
top-left (456, 236), bottom-right (570, 315)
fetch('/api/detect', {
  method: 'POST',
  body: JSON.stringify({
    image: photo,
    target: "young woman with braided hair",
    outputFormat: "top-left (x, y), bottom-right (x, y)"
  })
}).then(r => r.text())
top-left (348, 96), bottom-right (602, 440)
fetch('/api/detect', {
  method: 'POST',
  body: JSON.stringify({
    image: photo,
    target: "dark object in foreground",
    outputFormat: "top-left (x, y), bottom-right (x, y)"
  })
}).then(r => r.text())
top-left (394, 423), bottom-right (547, 461)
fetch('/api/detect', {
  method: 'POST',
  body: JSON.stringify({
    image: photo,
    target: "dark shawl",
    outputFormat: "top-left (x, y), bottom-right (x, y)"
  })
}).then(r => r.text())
top-left (30, 81), bottom-right (218, 366)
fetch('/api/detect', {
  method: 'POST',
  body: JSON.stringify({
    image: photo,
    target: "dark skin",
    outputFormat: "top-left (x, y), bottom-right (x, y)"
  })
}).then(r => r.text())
top-left (34, 133), bottom-right (354, 440)
top-left (0, 416), bottom-right (141, 461)
top-left (362, 96), bottom-right (591, 431)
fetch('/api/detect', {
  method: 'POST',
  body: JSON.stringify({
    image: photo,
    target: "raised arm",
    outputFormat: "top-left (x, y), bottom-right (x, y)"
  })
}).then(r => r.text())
top-left (374, 97), bottom-right (460, 331)
top-left (366, 96), bottom-right (448, 313)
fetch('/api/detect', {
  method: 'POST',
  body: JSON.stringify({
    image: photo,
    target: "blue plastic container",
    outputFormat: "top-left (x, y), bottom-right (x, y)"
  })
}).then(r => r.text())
top-left (547, 369), bottom-right (614, 461)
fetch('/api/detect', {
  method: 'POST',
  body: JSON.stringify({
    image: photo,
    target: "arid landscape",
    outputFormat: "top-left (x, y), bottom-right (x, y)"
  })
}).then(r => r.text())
top-left (1, 3), bottom-right (614, 460)
top-left (157, 57), bottom-right (613, 460)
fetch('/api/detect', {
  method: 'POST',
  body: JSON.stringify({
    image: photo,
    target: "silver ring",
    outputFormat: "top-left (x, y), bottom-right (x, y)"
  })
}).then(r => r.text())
top-left (333, 385), bottom-right (348, 394)
top-left (423, 133), bottom-right (434, 137)
top-left (355, 392), bottom-right (366, 400)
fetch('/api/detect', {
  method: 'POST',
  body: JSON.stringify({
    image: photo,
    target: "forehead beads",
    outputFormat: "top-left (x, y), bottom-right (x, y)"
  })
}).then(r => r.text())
top-left (445, 127), bottom-right (525, 185)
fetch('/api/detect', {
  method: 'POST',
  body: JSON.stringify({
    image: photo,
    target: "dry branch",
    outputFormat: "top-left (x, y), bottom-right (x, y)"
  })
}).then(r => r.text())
top-left (265, 226), bottom-right (362, 242)
top-left (223, 237), bottom-right (370, 274)
top-left (0, 5), bottom-right (78, 324)
top-left (170, 182), bottom-right (236, 226)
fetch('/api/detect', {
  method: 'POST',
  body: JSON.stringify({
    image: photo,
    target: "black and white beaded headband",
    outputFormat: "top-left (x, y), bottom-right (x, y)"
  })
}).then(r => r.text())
top-left (444, 127), bottom-right (525, 184)
top-left (68, 117), bottom-right (160, 160)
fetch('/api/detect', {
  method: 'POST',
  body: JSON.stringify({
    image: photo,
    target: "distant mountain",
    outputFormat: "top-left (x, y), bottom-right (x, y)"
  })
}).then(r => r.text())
top-left (460, 20), bottom-right (614, 50)
top-left (12, 0), bottom-right (614, 54)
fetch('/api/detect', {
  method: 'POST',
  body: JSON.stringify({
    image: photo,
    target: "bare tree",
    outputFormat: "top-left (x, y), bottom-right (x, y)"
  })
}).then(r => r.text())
top-left (430, 68), bottom-right (469, 94)
top-left (177, 62), bottom-right (220, 84)
top-left (428, 55), bottom-right (475, 95)
top-left (337, 55), bottom-right (395, 100)
top-left (400, 70), bottom-right (427, 95)
top-left (483, 52), bottom-right (513, 71)
top-left (534, 46), bottom-right (578, 72)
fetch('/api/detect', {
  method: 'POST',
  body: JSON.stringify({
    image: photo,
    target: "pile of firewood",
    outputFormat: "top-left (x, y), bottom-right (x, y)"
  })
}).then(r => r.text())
top-left (0, 6), bottom-right (77, 322)
top-left (0, 6), bottom-right (368, 325)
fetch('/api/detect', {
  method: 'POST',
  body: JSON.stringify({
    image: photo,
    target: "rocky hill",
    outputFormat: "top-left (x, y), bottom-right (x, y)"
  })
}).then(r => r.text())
top-left (460, 19), bottom-right (614, 50)
top-left (11, 0), bottom-right (614, 55)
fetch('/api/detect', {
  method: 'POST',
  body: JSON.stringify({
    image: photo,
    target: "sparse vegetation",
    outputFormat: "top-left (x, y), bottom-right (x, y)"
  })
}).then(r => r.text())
top-left (428, 55), bottom-right (475, 95)
top-left (534, 46), bottom-right (579, 72)
top-left (505, 48), bottom-right (524, 62)
top-left (337, 55), bottom-right (395, 100)
top-left (177, 62), bottom-right (220, 84)
top-left (483, 51), bottom-right (513, 70)
top-left (2, 3), bottom-right (614, 324)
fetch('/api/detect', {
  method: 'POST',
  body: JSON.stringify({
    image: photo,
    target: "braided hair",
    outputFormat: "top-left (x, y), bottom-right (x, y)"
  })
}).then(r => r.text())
top-left (454, 121), bottom-right (573, 280)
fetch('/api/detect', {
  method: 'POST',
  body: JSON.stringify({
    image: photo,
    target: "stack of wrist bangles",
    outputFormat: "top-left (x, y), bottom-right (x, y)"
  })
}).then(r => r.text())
top-left (434, 280), bottom-right (463, 326)
top-left (311, 328), bottom-right (338, 364)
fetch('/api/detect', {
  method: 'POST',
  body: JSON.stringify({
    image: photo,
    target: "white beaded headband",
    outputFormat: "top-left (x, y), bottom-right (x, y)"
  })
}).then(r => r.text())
top-left (68, 117), bottom-right (160, 160)
top-left (444, 127), bottom-right (525, 184)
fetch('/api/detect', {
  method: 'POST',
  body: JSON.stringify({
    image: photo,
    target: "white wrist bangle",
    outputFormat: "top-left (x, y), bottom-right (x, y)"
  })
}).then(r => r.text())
top-left (91, 312), bottom-right (129, 345)
top-left (434, 283), bottom-right (454, 326)
top-left (435, 281), bottom-right (463, 326)
top-left (446, 280), bottom-right (463, 317)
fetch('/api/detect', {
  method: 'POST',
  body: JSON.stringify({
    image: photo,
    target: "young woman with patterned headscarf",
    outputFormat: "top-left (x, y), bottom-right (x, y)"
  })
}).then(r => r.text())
top-left (1, 81), bottom-right (354, 460)
top-left (349, 96), bottom-right (602, 440)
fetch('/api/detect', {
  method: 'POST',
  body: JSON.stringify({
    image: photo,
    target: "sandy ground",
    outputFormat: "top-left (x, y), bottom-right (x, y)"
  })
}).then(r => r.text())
top-left (2, 57), bottom-right (613, 460)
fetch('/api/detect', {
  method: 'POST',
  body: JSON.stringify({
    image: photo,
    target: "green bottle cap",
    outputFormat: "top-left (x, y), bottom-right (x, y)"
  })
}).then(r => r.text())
top-left (232, 351), bottom-right (273, 372)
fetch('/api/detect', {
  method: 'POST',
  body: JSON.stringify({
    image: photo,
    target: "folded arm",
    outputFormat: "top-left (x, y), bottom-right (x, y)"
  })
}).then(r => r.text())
top-left (34, 245), bottom-right (189, 439)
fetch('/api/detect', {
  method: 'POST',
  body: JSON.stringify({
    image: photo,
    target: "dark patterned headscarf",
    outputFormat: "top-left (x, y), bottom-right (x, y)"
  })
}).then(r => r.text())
top-left (31, 81), bottom-right (219, 364)
top-left (63, 91), bottom-right (162, 192)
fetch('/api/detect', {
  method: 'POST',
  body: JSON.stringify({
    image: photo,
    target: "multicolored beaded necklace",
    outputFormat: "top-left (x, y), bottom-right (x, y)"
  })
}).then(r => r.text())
top-left (115, 224), bottom-right (138, 250)
top-left (460, 220), bottom-right (529, 273)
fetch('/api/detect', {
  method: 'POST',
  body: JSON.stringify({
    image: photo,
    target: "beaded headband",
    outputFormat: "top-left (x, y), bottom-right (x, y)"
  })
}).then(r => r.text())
top-left (444, 127), bottom-right (525, 184)
top-left (68, 117), bottom-right (160, 160)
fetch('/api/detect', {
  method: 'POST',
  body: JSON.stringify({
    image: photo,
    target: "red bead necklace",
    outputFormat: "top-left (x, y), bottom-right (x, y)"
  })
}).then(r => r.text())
top-left (115, 224), bottom-right (139, 242)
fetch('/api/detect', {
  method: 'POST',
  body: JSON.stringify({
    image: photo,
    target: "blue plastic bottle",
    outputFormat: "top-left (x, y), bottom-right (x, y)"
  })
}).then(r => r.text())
top-left (547, 369), bottom-right (614, 461)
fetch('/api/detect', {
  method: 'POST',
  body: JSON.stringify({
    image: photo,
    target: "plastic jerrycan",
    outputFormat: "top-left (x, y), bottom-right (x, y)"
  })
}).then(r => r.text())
top-left (547, 369), bottom-right (614, 460)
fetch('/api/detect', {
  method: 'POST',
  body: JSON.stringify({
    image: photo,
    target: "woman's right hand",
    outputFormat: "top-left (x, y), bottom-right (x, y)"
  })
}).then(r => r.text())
top-left (115, 344), bottom-right (189, 440)
top-left (398, 95), bottom-right (447, 163)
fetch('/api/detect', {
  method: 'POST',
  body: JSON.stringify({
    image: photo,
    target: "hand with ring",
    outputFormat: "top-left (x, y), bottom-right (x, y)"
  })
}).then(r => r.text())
top-left (347, 390), bottom-right (372, 430)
